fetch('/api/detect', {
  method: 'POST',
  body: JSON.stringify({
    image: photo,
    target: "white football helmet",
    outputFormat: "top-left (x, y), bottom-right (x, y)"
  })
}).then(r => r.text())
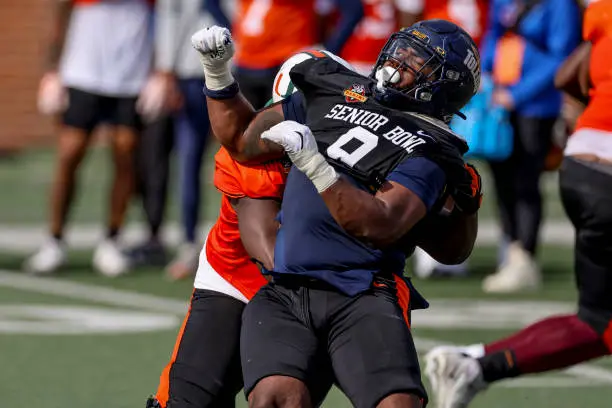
top-left (271, 50), bottom-right (355, 103)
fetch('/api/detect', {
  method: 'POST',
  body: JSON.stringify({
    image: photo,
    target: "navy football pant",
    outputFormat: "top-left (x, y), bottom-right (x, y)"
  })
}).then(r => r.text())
top-left (241, 275), bottom-right (427, 408)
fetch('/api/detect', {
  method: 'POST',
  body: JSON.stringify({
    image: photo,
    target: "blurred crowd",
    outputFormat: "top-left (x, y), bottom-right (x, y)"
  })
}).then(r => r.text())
top-left (24, 0), bottom-right (593, 294)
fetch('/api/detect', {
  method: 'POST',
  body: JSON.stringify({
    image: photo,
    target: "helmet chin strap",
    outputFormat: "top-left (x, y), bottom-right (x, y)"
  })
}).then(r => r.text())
top-left (375, 66), bottom-right (400, 91)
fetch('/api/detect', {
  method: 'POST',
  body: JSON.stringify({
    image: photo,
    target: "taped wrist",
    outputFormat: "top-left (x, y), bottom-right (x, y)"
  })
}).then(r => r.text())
top-left (293, 152), bottom-right (339, 193)
top-left (199, 56), bottom-right (234, 91)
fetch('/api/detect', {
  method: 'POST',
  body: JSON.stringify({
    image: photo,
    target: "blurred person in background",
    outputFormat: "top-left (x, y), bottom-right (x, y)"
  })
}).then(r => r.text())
top-left (478, 0), bottom-right (581, 293)
top-left (26, 0), bottom-right (156, 277)
top-left (425, 2), bottom-right (612, 406)
top-left (129, 0), bottom-right (231, 280)
top-left (393, 0), bottom-right (489, 279)
top-left (233, 0), bottom-right (364, 110)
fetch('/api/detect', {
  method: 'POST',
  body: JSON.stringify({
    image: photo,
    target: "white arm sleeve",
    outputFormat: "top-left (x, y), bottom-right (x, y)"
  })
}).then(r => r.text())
top-left (394, 0), bottom-right (424, 14)
top-left (154, 0), bottom-right (179, 72)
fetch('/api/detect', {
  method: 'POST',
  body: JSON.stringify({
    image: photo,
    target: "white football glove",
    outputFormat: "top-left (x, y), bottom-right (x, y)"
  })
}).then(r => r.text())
top-left (261, 121), bottom-right (339, 193)
top-left (191, 26), bottom-right (235, 90)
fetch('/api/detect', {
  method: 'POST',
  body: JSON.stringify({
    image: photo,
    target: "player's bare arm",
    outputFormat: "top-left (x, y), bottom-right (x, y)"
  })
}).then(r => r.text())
top-left (321, 178), bottom-right (427, 247)
top-left (192, 26), bottom-right (285, 162)
top-left (233, 197), bottom-right (281, 271)
top-left (206, 96), bottom-right (286, 162)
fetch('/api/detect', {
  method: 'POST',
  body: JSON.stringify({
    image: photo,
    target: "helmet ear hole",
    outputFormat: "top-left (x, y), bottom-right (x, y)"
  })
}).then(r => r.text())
top-left (418, 91), bottom-right (432, 102)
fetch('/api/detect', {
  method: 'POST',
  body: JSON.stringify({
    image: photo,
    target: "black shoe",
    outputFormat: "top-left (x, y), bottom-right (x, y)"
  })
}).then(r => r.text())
top-left (126, 239), bottom-right (167, 267)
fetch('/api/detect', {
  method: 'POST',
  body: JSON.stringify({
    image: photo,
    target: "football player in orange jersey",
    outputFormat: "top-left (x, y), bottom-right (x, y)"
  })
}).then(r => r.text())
top-left (232, 0), bottom-right (364, 109)
top-left (147, 148), bottom-right (291, 408)
top-left (146, 51), bottom-right (345, 408)
top-left (425, 2), bottom-right (612, 407)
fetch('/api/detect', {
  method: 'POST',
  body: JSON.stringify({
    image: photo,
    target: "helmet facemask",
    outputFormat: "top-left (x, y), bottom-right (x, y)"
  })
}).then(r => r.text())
top-left (372, 35), bottom-right (446, 101)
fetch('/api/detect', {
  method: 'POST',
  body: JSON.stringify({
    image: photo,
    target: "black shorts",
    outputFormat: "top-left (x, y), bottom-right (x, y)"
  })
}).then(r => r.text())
top-left (156, 289), bottom-right (245, 408)
top-left (560, 157), bottom-right (612, 333)
top-left (241, 274), bottom-right (427, 408)
top-left (62, 87), bottom-right (141, 132)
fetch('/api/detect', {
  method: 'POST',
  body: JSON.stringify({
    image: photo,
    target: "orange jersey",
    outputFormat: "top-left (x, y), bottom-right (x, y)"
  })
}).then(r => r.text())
top-left (233, 0), bottom-right (317, 69)
top-left (340, 0), bottom-right (398, 70)
top-left (575, 0), bottom-right (612, 132)
top-left (204, 148), bottom-right (289, 300)
top-left (419, 0), bottom-right (488, 46)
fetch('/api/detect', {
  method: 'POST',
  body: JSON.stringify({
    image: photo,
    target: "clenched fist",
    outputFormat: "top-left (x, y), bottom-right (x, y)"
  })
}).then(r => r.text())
top-left (191, 26), bottom-right (235, 90)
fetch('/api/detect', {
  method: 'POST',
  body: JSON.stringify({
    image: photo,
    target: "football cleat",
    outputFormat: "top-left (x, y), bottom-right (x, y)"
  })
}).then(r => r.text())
top-left (425, 347), bottom-right (488, 408)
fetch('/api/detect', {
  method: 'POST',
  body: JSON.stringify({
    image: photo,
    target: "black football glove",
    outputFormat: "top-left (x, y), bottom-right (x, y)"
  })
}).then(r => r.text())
top-left (451, 162), bottom-right (483, 215)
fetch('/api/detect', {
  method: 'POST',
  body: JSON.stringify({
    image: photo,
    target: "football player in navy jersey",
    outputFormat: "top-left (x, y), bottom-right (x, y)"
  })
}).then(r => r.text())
top-left (192, 20), bottom-right (483, 408)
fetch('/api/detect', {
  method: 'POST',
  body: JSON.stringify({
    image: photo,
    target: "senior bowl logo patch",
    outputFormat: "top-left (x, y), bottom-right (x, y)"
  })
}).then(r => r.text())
top-left (343, 83), bottom-right (367, 103)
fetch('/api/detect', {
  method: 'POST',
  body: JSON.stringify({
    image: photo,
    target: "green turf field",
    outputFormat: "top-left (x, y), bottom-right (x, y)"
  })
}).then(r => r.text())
top-left (0, 146), bottom-right (567, 225)
top-left (1, 147), bottom-right (610, 408)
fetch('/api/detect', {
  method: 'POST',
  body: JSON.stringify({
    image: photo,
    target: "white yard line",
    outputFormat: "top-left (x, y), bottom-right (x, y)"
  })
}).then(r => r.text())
top-left (564, 364), bottom-right (612, 384)
top-left (0, 269), bottom-right (609, 388)
top-left (0, 270), bottom-right (188, 314)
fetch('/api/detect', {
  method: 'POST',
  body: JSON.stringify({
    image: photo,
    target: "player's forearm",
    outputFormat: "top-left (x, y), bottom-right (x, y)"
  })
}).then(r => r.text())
top-left (194, 26), bottom-right (285, 162)
top-left (207, 96), bottom-right (285, 163)
top-left (418, 211), bottom-right (478, 264)
top-left (207, 94), bottom-right (256, 154)
top-left (320, 178), bottom-right (423, 247)
top-left (45, 0), bottom-right (73, 71)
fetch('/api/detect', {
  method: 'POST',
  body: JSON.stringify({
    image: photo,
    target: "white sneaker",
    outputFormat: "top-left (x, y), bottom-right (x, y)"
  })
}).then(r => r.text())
top-left (482, 242), bottom-right (541, 293)
top-left (23, 238), bottom-right (66, 274)
top-left (93, 239), bottom-right (130, 277)
top-left (166, 242), bottom-right (201, 280)
top-left (425, 347), bottom-right (488, 408)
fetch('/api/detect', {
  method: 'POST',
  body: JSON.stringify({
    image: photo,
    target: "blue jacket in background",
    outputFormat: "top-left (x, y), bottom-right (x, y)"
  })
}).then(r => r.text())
top-left (480, 0), bottom-right (581, 118)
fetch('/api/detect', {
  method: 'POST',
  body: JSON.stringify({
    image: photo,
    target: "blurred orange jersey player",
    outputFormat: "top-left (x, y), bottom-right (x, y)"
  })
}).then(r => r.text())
top-left (233, 0), bottom-right (317, 70)
top-left (339, 0), bottom-right (405, 74)
top-left (400, 0), bottom-right (488, 45)
top-left (575, 0), bottom-right (612, 133)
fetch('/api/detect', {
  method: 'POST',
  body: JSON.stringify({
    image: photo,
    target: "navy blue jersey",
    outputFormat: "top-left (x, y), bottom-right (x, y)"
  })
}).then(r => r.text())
top-left (274, 93), bottom-right (447, 296)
